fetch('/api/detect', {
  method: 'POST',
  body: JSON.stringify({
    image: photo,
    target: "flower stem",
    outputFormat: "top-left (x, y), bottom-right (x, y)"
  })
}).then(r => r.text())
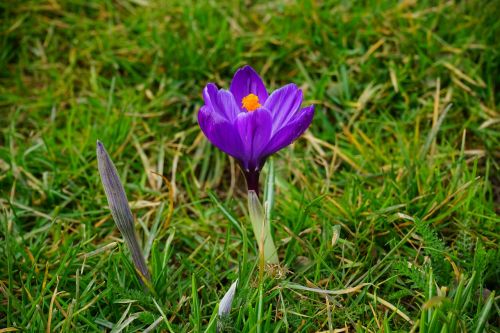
top-left (247, 190), bottom-right (279, 264)
top-left (243, 169), bottom-right (260, 195)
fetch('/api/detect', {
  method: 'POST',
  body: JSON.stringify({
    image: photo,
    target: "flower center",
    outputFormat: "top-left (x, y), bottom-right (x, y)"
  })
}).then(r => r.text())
top-left (241, 94), bottom-right (261, 112)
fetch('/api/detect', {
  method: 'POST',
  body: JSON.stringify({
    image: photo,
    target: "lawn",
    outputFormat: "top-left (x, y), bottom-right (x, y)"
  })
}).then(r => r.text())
top-left (1, 0), bottom-right (499, 332)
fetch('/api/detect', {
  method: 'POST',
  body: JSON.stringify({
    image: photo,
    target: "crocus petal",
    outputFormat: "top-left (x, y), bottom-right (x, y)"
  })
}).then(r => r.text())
top-left (198, 107), bottom-right (245, 160)
top-left (264, 83), bottom-right (303, 133)
top-left (230, 66), bottom-right (268, 109)
top-left (202, 83), bottom-right (218, 110)
top-left (198, 106), bottom-right (212, 134)
top-left (263, 105), bottom-right (314, 156)
top-left (235, 108), bottom-right (273, 170)
top-left (203, 84), bottom-right (241, 121)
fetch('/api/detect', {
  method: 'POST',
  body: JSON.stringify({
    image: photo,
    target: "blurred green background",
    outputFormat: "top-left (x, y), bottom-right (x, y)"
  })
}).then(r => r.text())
top-left (1, 0), bottom-right (499, 332)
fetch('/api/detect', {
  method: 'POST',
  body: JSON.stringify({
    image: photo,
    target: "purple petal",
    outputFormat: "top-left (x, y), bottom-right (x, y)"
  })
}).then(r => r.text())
top-left (263, 83), bottom-right (303, 133)
top-left (203, 84), bottom-right (240, 121)
top-left (230, 66), bottom-right (268, 109)
top-left (198, 106), bottom-right (213, 134)
top-left (235, 108), bottom-right (273, 170)
top-left (202, 83), bottom-right (218, 110)
top-left (198, 107), bottom-right (245, 160)
top-left (263, 105), bottom-right (314, 156)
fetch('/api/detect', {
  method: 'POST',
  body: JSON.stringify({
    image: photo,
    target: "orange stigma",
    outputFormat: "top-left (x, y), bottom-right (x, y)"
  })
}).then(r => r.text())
top-left (241, 94), bottom-right (261, 112)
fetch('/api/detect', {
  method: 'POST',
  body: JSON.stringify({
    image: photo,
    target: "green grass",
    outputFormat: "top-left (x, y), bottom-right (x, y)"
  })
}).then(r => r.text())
top-left (1, 0), bottom-right (499, 331)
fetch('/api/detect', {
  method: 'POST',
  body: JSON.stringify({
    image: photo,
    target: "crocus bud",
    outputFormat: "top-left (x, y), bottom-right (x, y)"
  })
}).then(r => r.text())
top-left (217, 279), bottom-right (238, 333)
top-left (218, 279), bottom-right (238, 316)
top-left (96, 140), bottom-right (151, 283)
top-left (248, 190), bottom-right (279, 264)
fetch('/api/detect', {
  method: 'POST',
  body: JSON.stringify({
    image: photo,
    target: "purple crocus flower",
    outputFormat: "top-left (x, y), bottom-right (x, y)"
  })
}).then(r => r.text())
top-left (198, 65), bottom-right (314, 194)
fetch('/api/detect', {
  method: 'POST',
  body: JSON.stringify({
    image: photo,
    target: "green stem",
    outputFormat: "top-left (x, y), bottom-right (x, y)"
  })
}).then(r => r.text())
top-left (248, 190), bottom-right (279, 264)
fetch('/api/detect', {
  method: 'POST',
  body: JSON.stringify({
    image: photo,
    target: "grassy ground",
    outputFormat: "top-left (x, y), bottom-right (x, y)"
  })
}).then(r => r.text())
top-left (1, 0), bottom-right (499, 332)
